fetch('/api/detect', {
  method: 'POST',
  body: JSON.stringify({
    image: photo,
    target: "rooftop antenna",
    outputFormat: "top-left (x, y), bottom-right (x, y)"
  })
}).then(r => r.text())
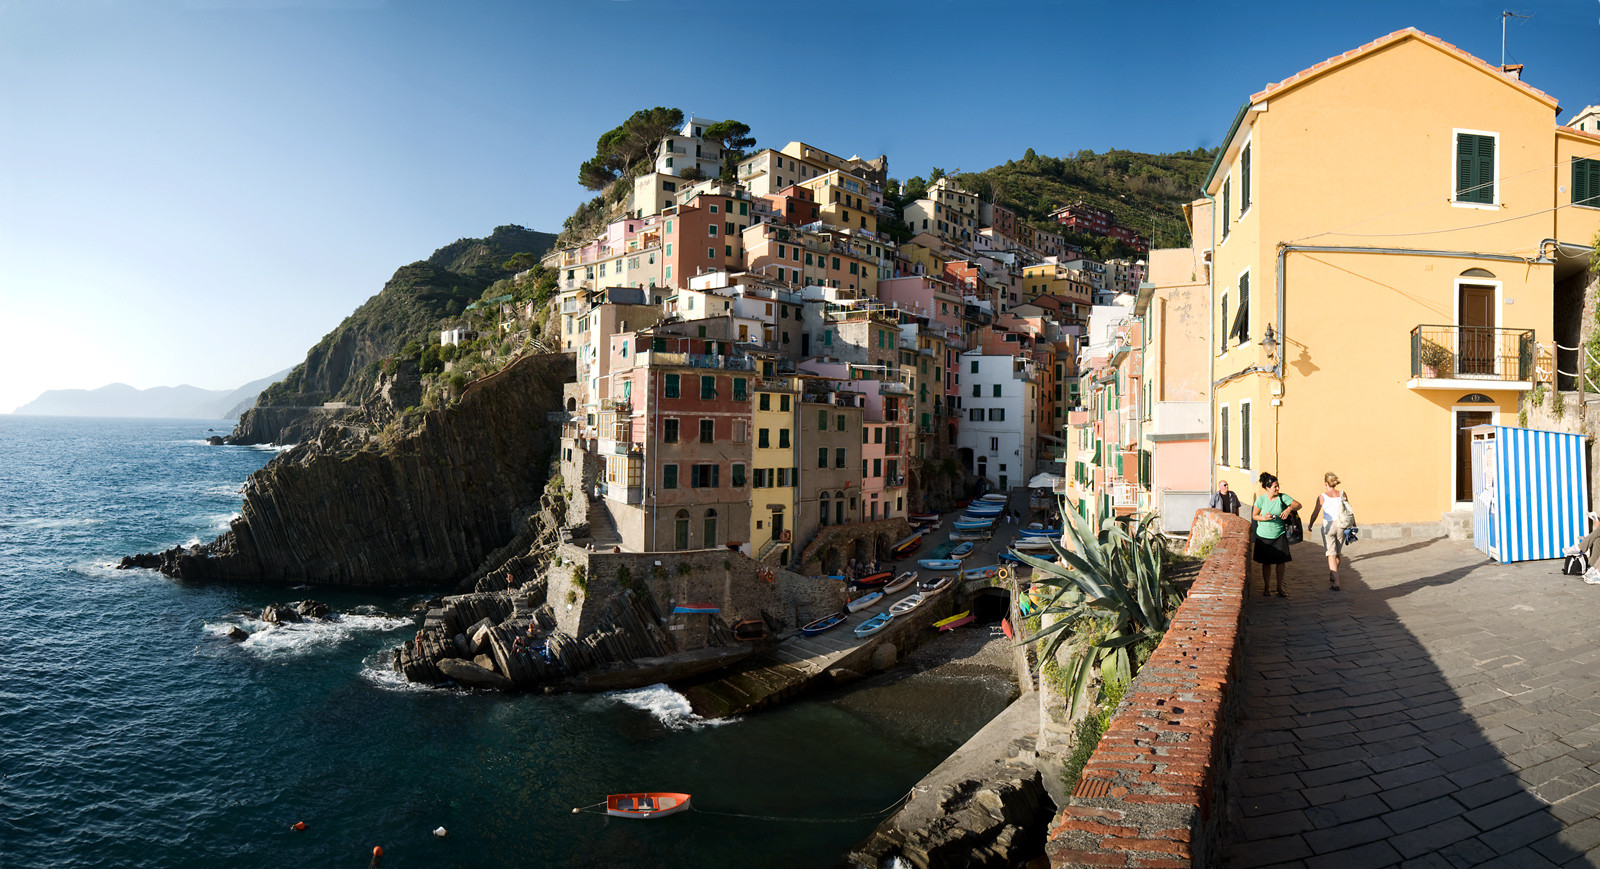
top-left (1501, 10), bottom-right (1533, 69)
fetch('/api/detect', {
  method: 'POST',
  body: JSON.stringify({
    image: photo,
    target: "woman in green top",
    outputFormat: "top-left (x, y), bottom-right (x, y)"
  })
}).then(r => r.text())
top-left (1252, 471), bottom-right (1302, 597)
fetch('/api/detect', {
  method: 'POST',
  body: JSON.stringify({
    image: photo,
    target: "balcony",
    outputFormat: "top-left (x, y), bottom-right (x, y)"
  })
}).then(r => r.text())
top-left (1408, 325), bottom-right (1535, 390)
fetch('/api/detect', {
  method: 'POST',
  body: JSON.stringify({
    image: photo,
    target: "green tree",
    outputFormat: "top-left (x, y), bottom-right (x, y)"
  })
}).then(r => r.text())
top-left (703, 119), bottom-right (756, 180)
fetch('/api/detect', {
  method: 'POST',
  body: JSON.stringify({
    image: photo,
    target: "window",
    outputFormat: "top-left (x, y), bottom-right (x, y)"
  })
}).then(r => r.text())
top-left (1221, 178), bottom-right (1230, 238)
top-left (817, 410), bottom-right (828, 430)
top-left (1240, 401), bottom-right (1252, 469)
top-left (1228, 272), bottom-right (1249, 345)
top-left (733, 378), bottom-right (747, 401)
top-left (1575, 158), bottom-right (1600, 208)
top-left (699, 419), bottom-right (714, 443)
top-left (708, 224), bottom-right (718, 237)
top-left (873, 458), bottom-right (882, 477)
top-left (874, 427), bottom-right (883, 444)
top-left (778, 429), bottom-right (790, 448)
top-left (970, 361), bottom-right (979, 374)
top-left (990, 437), bottom-right (999, 451)
top-left (1220, 407), bottom-right (1230, 466)
top-left (989, 408), bottom-right (1005, 421)
top-left (993, 384), bottom-right (1001, 397)
top-left (1455, 131), bottom-right (1497, 205)
top-left (663, 419), bottom-right (679, 443)
top-left (837, 414), bottom-right (845, 431)
top-left (690, 464), bottom-right (720, 488)
top-left (733, 421), bottom-right (747, 444)
top-left (663, 464), bottom-right (678, 489)
top-left (758, 428), bottom-right (770, 448)
top-left (709, 204), bottom-right (718, 214)
top-left (665, 374), bottom-right (680, 398)
top-left (817, 447), bottom-right (828, 468)
top-left (972, 384), bottom-right (980, 397)
top-left (1220, 293), bottom-right (1229, 353)
top-left (1239, 143), bottom-right (1252, 213)
top-left (836, 448), bottom-right (845, 467)
top-left (780, 395), bottom-right (790, 411)
top-left (759, 393), bottom-right (770, 411)
top-left (701, 376), bottom-right (716, 399)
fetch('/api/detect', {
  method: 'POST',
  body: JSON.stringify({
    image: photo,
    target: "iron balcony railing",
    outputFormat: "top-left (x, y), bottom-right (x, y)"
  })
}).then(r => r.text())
top-left (1410, 325), bottom-right (1534, 382)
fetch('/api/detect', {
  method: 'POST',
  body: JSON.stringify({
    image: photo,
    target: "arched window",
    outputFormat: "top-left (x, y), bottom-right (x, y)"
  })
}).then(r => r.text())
top-left (567, 398), bottom-right (577, 412)
top-left (1460, 267), bottom-right (1496, 279)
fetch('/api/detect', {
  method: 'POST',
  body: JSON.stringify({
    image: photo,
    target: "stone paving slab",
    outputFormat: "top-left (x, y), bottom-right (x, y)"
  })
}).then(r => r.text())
top-left (1222, 536), bottom-right (1600, 867)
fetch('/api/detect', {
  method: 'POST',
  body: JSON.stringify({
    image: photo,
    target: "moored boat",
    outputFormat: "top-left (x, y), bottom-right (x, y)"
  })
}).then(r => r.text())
top-left (889, 530), bottom-right (925, 557)
top-left (953, 518), bottom-right (995, 531)
top-left (917, 558), bottom-right (962, 571)
top-left (950, 529), bottom-right (991, 541)
top-left (888, 593), bottom-right (925, 616)
top-left (979, 494), bottom-right (1009, 503)
top-left (1012, 537), bottom-right (1056, 552)
top-left (850, 571), bottom-right (893, 589)
top-left (854, 611), bottom-right (893, 637)
top-left (962, 564), bottom-right (1001, 581)
top-left (963, 504), bottom-right (1003, 516)
top-left (918, 575), bottom-right (953, 595)
top-left (846, 591), bottom-right (884, 612)
top-left (606, 792), bottom-right (692, 819)
top-left (1017, 526), bottom-right (1060, 538)
top-left (909, 512), bottom-right (941, 524)
top-left (950, 541), bottom-right (976, 560)
top-left (800, 612), bottom-right (847, 635)
top-left (935, 611), bottom-right (974, 631)
top-left (884, 570), bottom-right (918, 594)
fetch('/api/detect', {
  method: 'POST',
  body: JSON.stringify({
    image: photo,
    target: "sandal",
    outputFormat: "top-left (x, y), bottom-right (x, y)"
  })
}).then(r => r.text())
top-left (1275, 588), bottom-right (1289, 598)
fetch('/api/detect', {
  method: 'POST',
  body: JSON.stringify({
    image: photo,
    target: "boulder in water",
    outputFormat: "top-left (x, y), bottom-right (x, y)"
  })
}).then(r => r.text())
top-left (294, 600), bottom-right (330, 619)
top-left (261, 603), bottom-right (302, 625)
top-left (437, 657), bottom-right (513, 690)
top-left (225, 626), bottom-right (250, 642)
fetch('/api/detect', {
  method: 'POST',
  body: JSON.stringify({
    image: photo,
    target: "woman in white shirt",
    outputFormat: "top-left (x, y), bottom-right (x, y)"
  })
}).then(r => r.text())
top-left (1306, 472), bottom-right (1350, 591)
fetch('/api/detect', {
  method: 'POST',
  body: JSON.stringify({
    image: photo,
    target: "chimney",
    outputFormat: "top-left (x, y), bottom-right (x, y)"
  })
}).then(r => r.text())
top-left (1500, 64), bottom-right (1523, 81)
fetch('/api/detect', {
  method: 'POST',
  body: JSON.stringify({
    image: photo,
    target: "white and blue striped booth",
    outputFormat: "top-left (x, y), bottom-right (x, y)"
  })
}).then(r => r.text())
top-left (1470, 425), bottom-right (1589, 563)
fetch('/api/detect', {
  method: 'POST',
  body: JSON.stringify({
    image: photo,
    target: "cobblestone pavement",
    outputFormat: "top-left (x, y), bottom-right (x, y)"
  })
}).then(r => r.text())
top-left (1221, 535), bottom-right (1600, 868)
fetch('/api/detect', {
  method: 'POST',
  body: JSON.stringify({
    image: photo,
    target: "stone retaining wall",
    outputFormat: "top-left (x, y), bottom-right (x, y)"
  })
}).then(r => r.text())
top-left (1044, 508), bottom-right (1252, 868)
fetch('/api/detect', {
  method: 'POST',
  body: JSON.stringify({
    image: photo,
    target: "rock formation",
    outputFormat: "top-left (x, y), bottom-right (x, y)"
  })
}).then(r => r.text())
top-left (121, 352), bottom-right (573, 587)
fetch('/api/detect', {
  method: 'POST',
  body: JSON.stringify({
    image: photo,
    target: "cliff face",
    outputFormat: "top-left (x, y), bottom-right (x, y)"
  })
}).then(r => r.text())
top-left (132, 352), bottom-right (573, 587)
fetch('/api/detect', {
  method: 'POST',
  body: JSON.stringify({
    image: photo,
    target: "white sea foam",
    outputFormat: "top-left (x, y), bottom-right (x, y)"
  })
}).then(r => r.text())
top-left (361, 653), bottom-right (433, 692)
top-left (605, 683), bottom-right (732, 730)
top-left (204, 611), bottom-right (413, 659)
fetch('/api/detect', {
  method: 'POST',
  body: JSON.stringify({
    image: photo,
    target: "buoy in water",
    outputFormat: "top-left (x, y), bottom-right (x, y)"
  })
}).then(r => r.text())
top-left (433, 826), bottom-right (447, 838)
top-left (291, 821), bottom-right (307, 831)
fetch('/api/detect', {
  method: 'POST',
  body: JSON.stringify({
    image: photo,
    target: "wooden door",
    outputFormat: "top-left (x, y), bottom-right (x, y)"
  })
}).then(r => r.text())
top-left (1459, 286), bottom-right (1494, 375)
top-left (1457, 411), bottom-right (1493, 502)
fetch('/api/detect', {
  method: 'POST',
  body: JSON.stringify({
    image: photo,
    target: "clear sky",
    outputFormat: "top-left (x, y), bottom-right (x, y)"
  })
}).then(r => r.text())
top-left (2, 0), bottom-right (1595, 414)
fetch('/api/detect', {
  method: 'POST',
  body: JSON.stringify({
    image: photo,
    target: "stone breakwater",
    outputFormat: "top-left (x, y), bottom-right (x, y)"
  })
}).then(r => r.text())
top-left (119, 353), bottom-right (573, 588)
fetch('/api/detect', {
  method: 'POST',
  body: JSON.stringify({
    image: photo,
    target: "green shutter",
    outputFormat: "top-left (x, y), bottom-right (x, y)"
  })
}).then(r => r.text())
top-left (1456, 133), bottom-right (1495, 204)
top-left (1576, 158), bottom-right (1600, 208)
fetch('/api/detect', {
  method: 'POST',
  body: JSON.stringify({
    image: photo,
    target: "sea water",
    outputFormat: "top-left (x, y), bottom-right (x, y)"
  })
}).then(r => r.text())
top-left (0, 416), bottom-right (1011, 868)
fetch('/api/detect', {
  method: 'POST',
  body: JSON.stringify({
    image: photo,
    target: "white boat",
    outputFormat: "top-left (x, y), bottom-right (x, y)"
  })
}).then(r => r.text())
top-left (888, 593), bottom-right (926, 616)
top-left (1012, 537), bottom-right (1056, 552)
top-left (950, 542), bottom-right (976, 560)
top-left (846, 591), bottom-right (883, 612)
top-left (884, 571), bottom-right (918, 594)
top-left (979, 494), bottom-right (1009, 503)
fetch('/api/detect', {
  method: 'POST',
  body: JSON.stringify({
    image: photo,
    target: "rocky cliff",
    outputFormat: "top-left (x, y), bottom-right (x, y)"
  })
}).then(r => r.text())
top-left (123, 352), bottom-right (573, 587)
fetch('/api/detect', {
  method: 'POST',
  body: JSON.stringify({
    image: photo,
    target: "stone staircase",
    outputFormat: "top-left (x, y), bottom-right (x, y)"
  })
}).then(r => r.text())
top-left (587, 499), bottom-right (625, 549)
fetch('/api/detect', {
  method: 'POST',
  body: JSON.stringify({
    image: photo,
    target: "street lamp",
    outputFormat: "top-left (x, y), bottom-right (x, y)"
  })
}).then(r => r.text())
top-left (1261, 323), bottom-right (1279, 362)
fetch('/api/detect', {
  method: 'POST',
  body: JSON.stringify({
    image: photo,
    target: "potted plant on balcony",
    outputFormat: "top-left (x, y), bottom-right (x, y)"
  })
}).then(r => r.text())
top-left (1420, 339), bottom-right (1454, 379)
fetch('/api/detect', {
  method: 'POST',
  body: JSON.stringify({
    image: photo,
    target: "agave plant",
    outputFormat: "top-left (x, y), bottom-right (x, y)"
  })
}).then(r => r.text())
top-left (1014, 508), bottom-right (1181, 717)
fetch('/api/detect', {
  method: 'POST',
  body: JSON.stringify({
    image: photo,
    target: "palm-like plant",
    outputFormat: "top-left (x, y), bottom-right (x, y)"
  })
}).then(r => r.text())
top-left (1015, 508), bottom-right (1181, 716)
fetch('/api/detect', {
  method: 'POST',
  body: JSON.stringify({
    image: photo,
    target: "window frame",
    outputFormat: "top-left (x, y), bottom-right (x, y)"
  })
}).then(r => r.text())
top-left (1452, 129), bottom-right (1500, 209)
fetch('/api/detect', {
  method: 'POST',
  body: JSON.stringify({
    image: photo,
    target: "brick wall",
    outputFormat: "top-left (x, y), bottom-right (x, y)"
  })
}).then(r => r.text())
top-left (1044, 508), bottom-right (1251, 868)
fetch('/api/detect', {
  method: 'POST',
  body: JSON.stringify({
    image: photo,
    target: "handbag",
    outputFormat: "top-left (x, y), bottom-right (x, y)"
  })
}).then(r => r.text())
top-left (1565, 552), bottom-right (1589, 576)
top-left (1286, 510), bottom-right (1304, 545)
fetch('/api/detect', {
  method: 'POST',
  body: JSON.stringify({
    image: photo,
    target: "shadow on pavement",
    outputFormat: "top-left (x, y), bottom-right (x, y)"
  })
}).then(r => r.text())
top-left (1220, 536), bottom-right (1600, 867)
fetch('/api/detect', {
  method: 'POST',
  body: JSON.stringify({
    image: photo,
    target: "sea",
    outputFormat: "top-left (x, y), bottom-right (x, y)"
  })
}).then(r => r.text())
top-left (0, 416), bottom-right (1014, 868)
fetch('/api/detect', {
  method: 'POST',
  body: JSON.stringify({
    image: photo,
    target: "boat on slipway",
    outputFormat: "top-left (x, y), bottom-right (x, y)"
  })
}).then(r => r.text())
top-left (883, 571), bottom-right (918, 594)
top-left (854, 612), bottom-right (893, 638)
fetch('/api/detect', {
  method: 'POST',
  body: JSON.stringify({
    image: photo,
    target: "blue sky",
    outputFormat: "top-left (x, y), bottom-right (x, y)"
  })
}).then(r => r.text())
top-left (2, 0), bottom-right (1595, 414)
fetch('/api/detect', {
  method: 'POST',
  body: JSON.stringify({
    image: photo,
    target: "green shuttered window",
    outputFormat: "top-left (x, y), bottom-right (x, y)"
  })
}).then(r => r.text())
top-left (1455, 132), bottom-right (1495, 205)
top-left (1575, 158), bottom-right (1600, 208)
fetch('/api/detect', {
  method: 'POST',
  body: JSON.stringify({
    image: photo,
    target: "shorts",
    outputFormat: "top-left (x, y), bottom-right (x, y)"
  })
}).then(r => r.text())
top-left (1323, 524), bottom-right (1345, 558)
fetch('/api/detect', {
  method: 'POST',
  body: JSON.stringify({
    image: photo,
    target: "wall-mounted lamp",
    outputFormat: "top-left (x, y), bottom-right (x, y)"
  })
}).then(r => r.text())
top-left (1261, 323), bottom-right (1279, 362)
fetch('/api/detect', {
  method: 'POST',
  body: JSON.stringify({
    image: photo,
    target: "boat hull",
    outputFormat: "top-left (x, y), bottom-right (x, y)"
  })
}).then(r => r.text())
top-left (854, 612), bottom-right (893, 637)
top-left (884, 571), bottom-right (917, 594)
top-left (935, 611), bottom-right (973, 631)
top-left (800, 614), bottom-right (846, 635)
top-left (918, 576), bottom-right (953, 595)
top-left (917, 559), bottom-right (962, 571)
top-left (846, 592), bottom-right (884, 613)
top-left (888, 593), bottom-right (925, 616)
top-left (962, 565), bottom-right (1001, 580)
top-left (606, 792), bottom-right (692, 819)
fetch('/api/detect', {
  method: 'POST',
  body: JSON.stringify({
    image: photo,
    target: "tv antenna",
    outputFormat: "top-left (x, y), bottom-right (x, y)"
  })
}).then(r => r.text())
top-left (1501, 10), bottom-right (1533, 68)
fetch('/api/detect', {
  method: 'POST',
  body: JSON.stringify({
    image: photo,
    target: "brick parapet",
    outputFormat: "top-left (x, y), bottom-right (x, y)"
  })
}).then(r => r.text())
top-left (1046, 509), bottom-right (1252, 868)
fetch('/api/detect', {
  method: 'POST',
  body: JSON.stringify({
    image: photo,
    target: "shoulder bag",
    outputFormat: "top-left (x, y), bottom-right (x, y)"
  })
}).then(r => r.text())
top-left (1283, 496), bottom-right (1304, 545)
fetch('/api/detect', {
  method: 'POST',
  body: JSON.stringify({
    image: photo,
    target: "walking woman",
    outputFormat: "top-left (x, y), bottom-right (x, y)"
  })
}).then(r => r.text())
top-left (1252, 472), bottom-right (1302, 597)
top-left (1306, 472), bottom-right (1350, 591)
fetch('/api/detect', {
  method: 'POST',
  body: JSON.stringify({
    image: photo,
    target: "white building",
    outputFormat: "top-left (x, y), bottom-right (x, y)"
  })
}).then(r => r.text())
top-left (956, 350), bottom-right (1039, 491)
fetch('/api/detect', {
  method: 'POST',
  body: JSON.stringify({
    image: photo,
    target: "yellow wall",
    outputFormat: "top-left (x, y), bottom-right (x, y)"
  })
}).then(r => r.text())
top-left (1209, 33), bottom-right (1566, 524)
top-left (751, 386), bottom-right (798, 555)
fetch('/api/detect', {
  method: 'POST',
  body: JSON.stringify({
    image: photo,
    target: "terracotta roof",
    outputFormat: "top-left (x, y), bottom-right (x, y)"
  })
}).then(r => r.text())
top-left (1250, 27), bottom-right (1558, 107)
top-left (1556, 125), bottom-right (1600, 145)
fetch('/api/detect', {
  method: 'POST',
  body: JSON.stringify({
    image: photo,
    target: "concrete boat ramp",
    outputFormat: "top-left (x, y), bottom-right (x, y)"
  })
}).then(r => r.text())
top-left (678, 583), bottom-right (961, 718)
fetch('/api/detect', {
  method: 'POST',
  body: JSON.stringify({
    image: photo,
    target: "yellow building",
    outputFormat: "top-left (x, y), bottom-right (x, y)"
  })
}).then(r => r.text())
top-left (750, 376), bottom-right (800, 563)
top-left (1205, 28), bottom-right (1600, 527)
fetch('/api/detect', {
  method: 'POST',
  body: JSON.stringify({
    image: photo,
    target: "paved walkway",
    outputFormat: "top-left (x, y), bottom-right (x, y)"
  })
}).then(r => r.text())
top-left (1222, 535), bottom-right (1600, 868)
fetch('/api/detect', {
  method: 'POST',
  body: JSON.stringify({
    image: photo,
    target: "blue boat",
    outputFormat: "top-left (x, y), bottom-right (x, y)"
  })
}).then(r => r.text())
top-left (998, 550), bottom-right (1024, 565)
top-left (950, 541), bottom-right (976, 560)
top-left (801, 612), bottom-right (847, 636)
top-left (854, 611), bottom-right (894, 638)
top-left (1018, 526), bottom-right (1061, 537)
top-left (846, 591), bottom-right (884, 613)
top-left (672, 603), bottom-right (720, 614)
top-left (962, 564), bottom-right (1002, 580)
top-left (917, 558), bottom-right (963, 571)
top-left (953, 519), bottom-right (995, 531)
top-left (964, 504), bottom-right (1004, 516)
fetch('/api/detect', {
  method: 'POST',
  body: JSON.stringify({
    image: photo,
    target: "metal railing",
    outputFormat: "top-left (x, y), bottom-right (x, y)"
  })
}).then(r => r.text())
top-left (1410, 325), bottom-right (1534, 382)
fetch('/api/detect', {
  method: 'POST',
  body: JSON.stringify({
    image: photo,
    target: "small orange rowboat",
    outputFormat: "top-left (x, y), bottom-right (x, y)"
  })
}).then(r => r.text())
top-left (606, 792), bottom-right (692, 819)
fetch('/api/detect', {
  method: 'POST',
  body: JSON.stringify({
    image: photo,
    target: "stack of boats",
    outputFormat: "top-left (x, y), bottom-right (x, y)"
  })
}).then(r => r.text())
top-left (1011, 521), bottom-right (1062, 553)
top-left (799, 570), bottom-right (957, 639)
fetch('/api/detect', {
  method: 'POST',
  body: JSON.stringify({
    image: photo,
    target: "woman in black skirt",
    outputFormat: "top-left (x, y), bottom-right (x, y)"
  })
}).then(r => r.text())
top-left (1252, 471), bottom-right (1302, 597)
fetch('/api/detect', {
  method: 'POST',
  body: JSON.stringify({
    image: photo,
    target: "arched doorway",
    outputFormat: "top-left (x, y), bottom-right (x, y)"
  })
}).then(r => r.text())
top-left (674, 510), bottom-right (690, 550)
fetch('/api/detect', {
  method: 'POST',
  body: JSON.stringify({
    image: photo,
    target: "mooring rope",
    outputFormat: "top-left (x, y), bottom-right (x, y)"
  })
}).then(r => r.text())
top-left (572, 787), bottom-right (921, 823)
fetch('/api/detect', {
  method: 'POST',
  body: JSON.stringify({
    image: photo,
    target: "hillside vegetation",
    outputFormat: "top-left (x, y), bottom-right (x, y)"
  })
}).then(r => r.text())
top-left (253, 224), bottom-right (557, 409)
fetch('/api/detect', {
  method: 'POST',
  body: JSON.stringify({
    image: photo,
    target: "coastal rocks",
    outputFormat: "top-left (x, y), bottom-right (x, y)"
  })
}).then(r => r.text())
top-left (225, 626), bottom-right (250, 641)
top-left (120, 353), bottom-right (574, 588)
top-left (205, 436), bottom-right (226, 446)
top-left (436, 657), bottom-right (513, 691)
top-left (295, 600), bottom-right (330, 619)
top-left (261, 604), bottom-right (302, 625)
